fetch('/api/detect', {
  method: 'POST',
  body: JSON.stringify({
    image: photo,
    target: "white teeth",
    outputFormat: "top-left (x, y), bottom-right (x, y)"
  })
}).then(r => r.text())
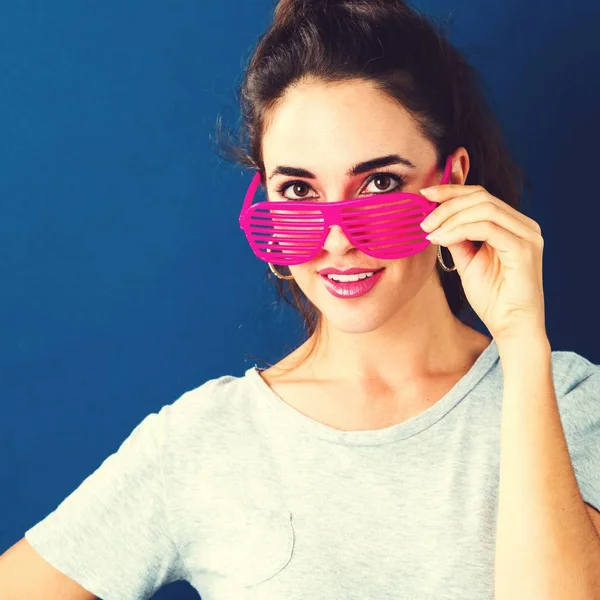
top-left (327, 272), bottom-right (376, 282)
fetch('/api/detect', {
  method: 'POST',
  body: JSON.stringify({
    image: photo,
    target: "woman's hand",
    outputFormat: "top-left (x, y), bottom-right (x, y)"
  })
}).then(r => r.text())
top-left (418, 184), bottom-right (546, 343)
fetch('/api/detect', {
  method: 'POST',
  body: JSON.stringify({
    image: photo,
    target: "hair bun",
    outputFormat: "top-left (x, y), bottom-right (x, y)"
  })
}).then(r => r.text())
top-left (273, 0), bottom-right (409, 29)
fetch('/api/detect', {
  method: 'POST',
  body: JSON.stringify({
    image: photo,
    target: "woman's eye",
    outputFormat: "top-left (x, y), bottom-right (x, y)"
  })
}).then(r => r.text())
top-left (363, 173), bottom-right (405, 194)
top-left (275, 181), bottom-right (316, 201)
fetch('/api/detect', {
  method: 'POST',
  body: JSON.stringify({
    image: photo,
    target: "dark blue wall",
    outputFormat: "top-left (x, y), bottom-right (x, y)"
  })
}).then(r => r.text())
top-left (2, 1), bottom-right (599, 597)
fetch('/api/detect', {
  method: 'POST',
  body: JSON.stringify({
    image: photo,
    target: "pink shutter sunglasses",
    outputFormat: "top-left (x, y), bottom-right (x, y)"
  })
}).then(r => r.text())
top-left (239, 156), bottom-right (453, 267)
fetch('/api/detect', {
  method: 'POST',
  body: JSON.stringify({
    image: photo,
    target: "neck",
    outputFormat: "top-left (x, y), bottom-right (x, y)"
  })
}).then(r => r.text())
top-left (299, 278), bottom-right (487, 388)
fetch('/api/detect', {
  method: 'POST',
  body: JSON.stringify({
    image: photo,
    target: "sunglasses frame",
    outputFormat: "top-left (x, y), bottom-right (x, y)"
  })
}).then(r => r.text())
top-left (239, 155), bottom-right (454, 266)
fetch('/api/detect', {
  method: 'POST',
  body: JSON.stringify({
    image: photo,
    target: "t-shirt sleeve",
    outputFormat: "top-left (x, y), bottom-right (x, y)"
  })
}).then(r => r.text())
top-left (554, 351), bottom-right (600, 513)
top-left (24, 402), bottom-right (187, 600)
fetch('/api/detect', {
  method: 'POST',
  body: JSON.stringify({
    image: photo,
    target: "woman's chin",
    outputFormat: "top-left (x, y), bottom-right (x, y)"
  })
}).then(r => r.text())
top-left (319, 300), bottom-right (395, 334)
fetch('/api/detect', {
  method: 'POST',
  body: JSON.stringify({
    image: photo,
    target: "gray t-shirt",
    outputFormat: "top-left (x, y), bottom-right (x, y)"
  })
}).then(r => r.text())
top-left (24, 339), bottom-right (600, 600)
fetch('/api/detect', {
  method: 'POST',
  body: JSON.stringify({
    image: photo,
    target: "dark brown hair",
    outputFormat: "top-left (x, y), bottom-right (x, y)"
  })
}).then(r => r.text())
top-left (213, 0), bottom-right (529, 369)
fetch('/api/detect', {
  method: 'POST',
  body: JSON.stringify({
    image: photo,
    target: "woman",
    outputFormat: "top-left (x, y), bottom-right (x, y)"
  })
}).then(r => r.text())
top-left (2, 1), bottom-right (599, 599)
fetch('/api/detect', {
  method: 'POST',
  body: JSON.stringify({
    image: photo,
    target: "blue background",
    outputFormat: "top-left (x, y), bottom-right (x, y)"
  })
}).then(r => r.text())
top-left (1, 1), bottom-right (599, 598)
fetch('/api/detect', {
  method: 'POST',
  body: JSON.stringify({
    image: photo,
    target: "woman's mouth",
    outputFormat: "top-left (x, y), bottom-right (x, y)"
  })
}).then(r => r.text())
top-left (320, 268), bottom-right (385, 298)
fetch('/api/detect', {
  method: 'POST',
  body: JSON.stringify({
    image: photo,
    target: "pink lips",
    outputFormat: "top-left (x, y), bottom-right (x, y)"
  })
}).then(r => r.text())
top-left (321, 269), bottom-right (385, 298)
top-left (319, 267), bottom-right (381, 275)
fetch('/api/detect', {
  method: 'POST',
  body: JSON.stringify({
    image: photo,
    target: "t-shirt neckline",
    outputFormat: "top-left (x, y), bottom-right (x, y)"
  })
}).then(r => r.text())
top-left (245, 338), bottom-right (499, 446)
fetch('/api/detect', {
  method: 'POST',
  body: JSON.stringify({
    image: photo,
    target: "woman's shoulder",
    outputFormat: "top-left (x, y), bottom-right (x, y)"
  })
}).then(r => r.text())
top-left (547, 348), bottom-right (599, 440)
top-left (161, 367), bottom-right (262, 438)
top-left (549, 347), bottom-right (599, 398)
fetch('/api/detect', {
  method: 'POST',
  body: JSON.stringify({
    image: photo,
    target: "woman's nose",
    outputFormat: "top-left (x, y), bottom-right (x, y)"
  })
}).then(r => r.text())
top-left (321, 224), bottom-right (355, 255)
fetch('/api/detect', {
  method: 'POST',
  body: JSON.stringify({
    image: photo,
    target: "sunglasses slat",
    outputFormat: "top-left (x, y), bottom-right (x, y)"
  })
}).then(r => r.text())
top-left (255, 238), bottom-right (323, 246)
top-left (356, 233), bottom-right (427, 246)
top-left (343, 204), bottom-right (425, 216)
top-left (343, 217), bottom-right (425, 232)
top-left (251, 216), bottom-right (324, 224)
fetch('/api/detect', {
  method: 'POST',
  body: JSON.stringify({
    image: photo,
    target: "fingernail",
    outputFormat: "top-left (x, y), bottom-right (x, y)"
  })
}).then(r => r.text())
top-left (420, 216), bottom-right (435, 231)
top-left (420, 186), bottom-right (438, 196)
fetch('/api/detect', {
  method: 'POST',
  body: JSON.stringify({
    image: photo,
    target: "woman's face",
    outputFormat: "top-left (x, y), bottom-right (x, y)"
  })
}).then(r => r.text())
top-left (261, 77), bottom-right (465, 335)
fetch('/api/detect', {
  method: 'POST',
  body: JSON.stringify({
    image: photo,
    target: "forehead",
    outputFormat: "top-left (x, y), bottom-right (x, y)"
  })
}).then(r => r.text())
top-left (261, 78), bottom-right (429, 172)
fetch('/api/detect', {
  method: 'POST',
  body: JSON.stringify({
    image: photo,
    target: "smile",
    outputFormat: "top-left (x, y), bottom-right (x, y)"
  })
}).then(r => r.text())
top-left (320, 268), bottom-right (385, 298)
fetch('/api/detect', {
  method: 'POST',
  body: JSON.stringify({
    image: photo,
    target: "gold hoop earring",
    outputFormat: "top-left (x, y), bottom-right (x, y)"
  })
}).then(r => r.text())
top-left (268, 262), bottom-right (294, 280)
top-left (437, 245), bottom-right (457, 272)
top-left (266, 237), bottom-right (294, 280)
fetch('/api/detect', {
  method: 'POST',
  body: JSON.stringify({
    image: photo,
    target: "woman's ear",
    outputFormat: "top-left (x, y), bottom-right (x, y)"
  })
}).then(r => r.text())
top-left (451, 147), bottom-right (470, 185)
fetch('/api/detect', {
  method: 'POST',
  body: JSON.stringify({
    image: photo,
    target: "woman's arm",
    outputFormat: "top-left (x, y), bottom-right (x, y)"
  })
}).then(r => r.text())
top-left (0, 537), bottom-right (98, 600)
top-left (494, 336), bottom-right (600, 600)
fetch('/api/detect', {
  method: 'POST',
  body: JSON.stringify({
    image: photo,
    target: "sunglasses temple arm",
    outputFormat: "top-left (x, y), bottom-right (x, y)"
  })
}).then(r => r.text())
top-left (239, 172), bottom-right (262, 227)
top-left (440, 156), bottom-right (453, 185)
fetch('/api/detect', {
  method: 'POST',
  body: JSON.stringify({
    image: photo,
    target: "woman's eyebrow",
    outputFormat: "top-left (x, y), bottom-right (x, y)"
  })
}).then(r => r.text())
top-left (268, 154), bottom-right (416, 181)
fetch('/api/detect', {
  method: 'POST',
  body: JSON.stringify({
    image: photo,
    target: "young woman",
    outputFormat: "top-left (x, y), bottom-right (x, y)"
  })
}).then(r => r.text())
top-left (2, 1), bottom-right (599, 599)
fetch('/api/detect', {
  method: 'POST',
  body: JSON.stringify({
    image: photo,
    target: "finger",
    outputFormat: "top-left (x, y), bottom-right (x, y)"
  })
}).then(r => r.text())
top-left (420, 183), bottom-right (481, 198)
top-left (427, 220), bottom-right (529, 256)
top-left (420, 185), bottom-right (541, 234)
top-left (425, 200), bottom-right (540, 242)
